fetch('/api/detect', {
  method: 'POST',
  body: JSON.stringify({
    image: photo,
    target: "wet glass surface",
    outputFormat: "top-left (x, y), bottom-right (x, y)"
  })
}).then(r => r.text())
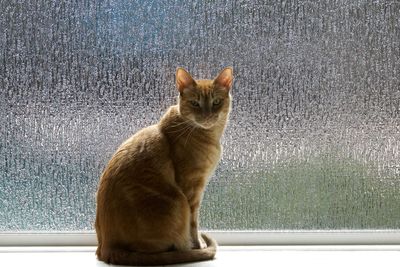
top-left (1, 0), bottom-right (399, 230)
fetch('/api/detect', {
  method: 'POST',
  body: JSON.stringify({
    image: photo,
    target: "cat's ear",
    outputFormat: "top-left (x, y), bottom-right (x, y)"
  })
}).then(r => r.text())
top-left (214, 67), bottom-right (233, 90)
top-left (176, 68), bottom-right (196, 93)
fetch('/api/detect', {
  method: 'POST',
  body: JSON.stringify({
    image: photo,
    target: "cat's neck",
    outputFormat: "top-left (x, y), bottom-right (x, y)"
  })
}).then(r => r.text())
top-left (159, 105), bottom-right (228, 145)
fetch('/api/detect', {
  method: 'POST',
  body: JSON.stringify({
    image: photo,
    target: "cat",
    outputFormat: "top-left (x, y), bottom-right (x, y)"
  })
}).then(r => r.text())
top-left (95, 67), bottom-right (233, 266)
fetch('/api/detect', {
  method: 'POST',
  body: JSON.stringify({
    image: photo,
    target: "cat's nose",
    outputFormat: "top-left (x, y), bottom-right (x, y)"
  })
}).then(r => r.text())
top-left (202, 110), bottom-right (212, 118)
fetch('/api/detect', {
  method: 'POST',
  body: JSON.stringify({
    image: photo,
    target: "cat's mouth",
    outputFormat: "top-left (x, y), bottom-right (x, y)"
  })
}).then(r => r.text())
top-left (184, 113), bottom-right (220, 129)
top-left (197, 121), bottom-right (215, 129)
top-left (193, 117), bottom-right (219, 129)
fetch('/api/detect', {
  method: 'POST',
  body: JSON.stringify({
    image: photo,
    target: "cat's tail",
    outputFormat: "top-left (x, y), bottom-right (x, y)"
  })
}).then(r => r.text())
top-left (98, 233), bottom-right (217, 266)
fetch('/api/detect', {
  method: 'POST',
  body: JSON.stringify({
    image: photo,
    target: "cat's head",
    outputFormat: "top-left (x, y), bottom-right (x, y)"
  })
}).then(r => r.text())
top-left (176, 67), bottom-right (233, 129)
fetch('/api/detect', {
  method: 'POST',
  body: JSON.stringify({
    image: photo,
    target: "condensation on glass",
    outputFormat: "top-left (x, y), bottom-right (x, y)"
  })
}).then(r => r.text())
top-left (0, 1), bottom-right (399, 231)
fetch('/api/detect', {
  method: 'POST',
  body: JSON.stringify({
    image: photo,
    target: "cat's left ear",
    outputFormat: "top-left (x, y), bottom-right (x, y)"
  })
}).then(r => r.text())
top-left (214, 67), bottom-right (233, 91)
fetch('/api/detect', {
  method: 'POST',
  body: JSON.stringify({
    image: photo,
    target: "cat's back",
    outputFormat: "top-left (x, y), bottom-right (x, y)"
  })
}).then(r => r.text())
top-left (100, 123), bottom-right (174, 185)
top-left (120, 124), bottom-right (169, 159)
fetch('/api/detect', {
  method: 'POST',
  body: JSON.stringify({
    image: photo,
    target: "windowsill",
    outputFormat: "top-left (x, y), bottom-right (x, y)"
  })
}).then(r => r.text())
top-left (1, 246), bottom-right (399, 267)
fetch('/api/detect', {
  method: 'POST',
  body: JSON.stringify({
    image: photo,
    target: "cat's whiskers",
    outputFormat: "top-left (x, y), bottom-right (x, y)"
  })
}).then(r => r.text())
top-left (173, 123), bottom-right (195, 143)
top-left (184, 124), bottom-right (198, 147)
top-left (168, 119), bottom-right (192, 128)
top-left (167, 124), bottom-right (191, 134)
top-left (166, 120), bottom-right (193, 133)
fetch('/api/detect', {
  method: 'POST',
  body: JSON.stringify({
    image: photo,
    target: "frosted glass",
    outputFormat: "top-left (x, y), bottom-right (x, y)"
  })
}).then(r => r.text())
top-left (0, 0), bottom-right (399, 231)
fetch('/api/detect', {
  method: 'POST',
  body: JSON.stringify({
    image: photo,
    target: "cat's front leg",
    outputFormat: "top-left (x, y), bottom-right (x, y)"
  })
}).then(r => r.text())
top-left (190, 202), bottom-right (207, 249)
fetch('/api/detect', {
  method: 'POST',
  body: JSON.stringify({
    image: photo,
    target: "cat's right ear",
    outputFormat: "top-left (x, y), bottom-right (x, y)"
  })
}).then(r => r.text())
top-left (176, 68), bottom-right (196, 93)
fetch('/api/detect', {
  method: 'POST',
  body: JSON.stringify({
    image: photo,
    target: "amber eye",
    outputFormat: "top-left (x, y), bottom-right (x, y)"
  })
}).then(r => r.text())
top-left (213, 98), bottom-right (222, 105)
top-left (190, 100), bottom-right (200, 107)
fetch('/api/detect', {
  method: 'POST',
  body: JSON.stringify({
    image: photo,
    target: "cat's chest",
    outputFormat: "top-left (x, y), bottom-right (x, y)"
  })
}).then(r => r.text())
top-left (173, 142), bottom-right (221, 179)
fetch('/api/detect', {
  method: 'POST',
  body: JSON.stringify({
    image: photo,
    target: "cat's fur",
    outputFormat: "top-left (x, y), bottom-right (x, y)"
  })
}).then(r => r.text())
top-left (95, 67), bottom-right (233, 266)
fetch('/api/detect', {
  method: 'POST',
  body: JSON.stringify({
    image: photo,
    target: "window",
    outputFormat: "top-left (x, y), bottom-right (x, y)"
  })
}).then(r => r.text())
top-left (1, 0), bottom-right (399, 237)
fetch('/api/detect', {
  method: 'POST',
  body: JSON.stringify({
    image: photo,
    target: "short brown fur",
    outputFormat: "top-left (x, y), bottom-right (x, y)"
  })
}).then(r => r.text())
top-left (95, 67), bottom-right (233, 266)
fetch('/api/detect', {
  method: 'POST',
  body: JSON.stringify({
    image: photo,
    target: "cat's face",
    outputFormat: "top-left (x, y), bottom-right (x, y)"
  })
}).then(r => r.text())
top-left (176, 68), bottom-right (233, 129)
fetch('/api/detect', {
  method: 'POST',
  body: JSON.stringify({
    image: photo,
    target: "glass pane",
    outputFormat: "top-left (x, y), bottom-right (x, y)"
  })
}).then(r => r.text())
top-left (1, 0), bottom-right (399, 231)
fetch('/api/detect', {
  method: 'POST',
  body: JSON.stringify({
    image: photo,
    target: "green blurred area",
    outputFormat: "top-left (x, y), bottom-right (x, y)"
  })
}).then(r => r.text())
top-left (202, 154), bottom-right (400, 230)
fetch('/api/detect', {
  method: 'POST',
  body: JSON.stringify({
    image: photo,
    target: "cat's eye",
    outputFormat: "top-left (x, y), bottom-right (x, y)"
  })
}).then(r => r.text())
top-left (190, 100), bottom-right (200, 107)
top-left (213, 98), bottom-right (222, 105)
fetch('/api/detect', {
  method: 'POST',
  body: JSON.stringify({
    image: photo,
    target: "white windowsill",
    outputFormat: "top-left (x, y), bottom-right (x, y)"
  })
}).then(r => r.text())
top-left (2, 230), bottom-right (400, 246)
top-left (1, 246), bottom-right (399, 267)
top-left (1, 232), bottom-right (399, 266)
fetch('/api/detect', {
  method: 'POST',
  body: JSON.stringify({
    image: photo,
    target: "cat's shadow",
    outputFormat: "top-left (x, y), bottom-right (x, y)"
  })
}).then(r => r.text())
top-left (95, 258), bottom-right (218, 267)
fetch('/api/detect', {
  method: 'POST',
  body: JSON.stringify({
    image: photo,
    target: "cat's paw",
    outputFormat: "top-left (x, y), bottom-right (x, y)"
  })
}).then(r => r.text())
top-left (199, 235), bottom-right (207, 249)
top-left (193, 235), bottom-right (207, 249)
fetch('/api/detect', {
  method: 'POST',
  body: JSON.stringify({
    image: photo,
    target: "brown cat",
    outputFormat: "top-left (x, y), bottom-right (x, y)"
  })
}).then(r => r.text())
top-left (95, 67), bottom-right (233, 266)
